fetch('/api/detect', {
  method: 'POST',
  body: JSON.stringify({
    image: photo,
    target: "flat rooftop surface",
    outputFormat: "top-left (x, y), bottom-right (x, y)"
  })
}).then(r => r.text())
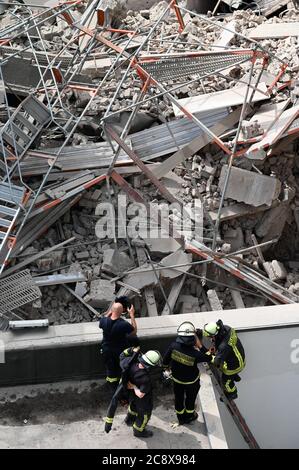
top-left (0, 380), bottom-right (212, 449)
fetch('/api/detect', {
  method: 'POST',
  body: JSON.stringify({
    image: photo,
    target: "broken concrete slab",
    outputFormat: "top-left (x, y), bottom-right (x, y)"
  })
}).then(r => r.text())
top-left (141, 237), bottom-right (181, 256)
top-left (161, 274), bottom-right (186, 316)
top-left (207, 289), bottom-right (223, 311)
top-left (255, 203), bottom-right (290, 240)
top-left (212, 20), bottom-right (236, 50)
top-left (248, 23), bottom-right (299, 40)
top-left (81, 58), bottom-right (112, 79)
top-left (230, 289), bottom-right (245, 309)
top-left (179, 295), bottom-right (200, 314)
top-left (102, 249), bottom-right (135, 276)
top-left (209, 202), bottom-right (272, 222)
top-left (218, 165), bottom-right (281, 207)
top-left (122, 265), bottom-right (157, 291)
top-left (75, 282), bottom-right (88, 298)
top-left (173, 82), bottom-right (269, 117)
top-left (247, 104), bottom-right (299, 156)
top-left (84, 279), bottom-right (115, 309)
top-left (160, 249), bottom-right (192, 280)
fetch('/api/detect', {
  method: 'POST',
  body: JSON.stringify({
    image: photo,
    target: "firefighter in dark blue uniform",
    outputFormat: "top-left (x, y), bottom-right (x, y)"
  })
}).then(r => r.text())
top-left (203, 320), bottom-right (246, 400)
top-left (104, 347), bottom-right (162, 439)
top-left (163, 321), bottom-right (214, 424)
top-left (99, 297), bottom-right (137, 389)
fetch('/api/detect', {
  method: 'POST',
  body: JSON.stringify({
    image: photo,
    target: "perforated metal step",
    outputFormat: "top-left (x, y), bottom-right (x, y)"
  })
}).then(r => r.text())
top-left (0, 95), bottom-right (51, 167)
top-left (0, 269), bottom-right (41, 315)
top-left (140, 50), bottom-right (253, 82)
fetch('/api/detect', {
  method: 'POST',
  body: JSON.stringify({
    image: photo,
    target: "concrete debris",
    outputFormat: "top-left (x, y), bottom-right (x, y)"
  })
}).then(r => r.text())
top-left (1, 1), bottom-right (299, 326)
top-left (84, 279), bottom-right (115, 309)
top-left (102, 249), bottom-right (135, 275)
top-left (207, 289), bottom-right (223, 311)
top-left (248, 22), bottom-right (299, 40)
top-left (263, 260), bottom-right (288, 281)
top-left (218, 165), bottom-right (282, 207)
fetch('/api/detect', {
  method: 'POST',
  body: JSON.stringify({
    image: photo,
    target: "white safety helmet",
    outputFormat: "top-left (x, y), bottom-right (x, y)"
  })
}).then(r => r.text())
top-left (177, 321), bottom-right (196, 337)
top-left (203, 322), bottom-right (219, 337)
top-left (140, 350), bottom-right (162, 368)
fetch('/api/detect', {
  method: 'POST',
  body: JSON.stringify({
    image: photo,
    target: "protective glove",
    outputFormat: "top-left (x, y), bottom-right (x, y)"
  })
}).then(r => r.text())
top-left (161, 369), bottom-right (172, 386)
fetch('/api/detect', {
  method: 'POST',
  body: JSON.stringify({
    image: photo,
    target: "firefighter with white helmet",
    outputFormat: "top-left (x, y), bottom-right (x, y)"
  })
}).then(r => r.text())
top-left (162, 321), bottom-right (214, 424)
top-left (125, 349), bottom-right (162, 438)
top-left (203, 319), bottom-right (246, 400)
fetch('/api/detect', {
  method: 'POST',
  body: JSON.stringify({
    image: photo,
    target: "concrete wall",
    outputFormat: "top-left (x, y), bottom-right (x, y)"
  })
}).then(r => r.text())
top-left (216, 326), bottom-right (299, 449)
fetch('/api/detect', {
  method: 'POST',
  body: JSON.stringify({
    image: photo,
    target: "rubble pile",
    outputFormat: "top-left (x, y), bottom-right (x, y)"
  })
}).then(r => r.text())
top-left (1, 0), bottom-right (299, 329)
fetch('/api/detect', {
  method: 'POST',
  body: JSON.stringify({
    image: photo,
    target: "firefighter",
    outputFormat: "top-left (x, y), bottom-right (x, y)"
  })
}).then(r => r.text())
top-left (162, 321), bottom-right (214, 425)
top-left (203, 319), bottom-right (245, 400)
top-left (99, 299), bottom-right (137, 390)
top-left (126, 349), bottom-right (162, 438)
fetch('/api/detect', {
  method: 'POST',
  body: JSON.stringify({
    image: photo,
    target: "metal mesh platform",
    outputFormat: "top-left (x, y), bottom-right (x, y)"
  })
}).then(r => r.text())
top-left (140, 51), bottom-right (253, 82)
top-left (0, 269), bottom-right (41, 315)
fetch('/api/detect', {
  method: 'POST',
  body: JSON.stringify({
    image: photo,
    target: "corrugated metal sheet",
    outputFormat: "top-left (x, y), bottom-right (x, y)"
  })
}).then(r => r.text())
top-left (21, 108), bottom-right (230, 175)
top-left (130, 108), bottom-right (230, 159)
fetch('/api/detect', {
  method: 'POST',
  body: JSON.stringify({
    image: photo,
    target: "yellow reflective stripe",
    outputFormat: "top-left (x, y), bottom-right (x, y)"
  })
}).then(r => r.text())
top-left (233, 344), bottom-right (245, 369)
top-left (172, 374), bottom-right (200, 385)
top-left (228, 329), bottom-right (237, 347)
top-left (185, 409), bottom-right (195, 414)
top-left (106, 376), bottom-right (119, 383)
top-left (124, 349), bottom-right (130, 356)
top-left (175, 409), bottom-right (185, 415)
top-left (171, 350), bottom-right (195, 367)
top-left (105, 417), bottom-right (113, 424)
top-left (221, 359), bottom-right (246, 375)
top-left (133, 414), bottom-right (148, 432)
top-left (225, 379), bottom-right (236, 393)
top-left (227, 329), bottom-right (245, 371)
top-left (128, 405), bottom-right (138, 416)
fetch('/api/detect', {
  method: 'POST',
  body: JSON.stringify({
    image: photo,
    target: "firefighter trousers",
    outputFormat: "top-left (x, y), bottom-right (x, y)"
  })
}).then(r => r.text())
top-left (173, 378), bottom-right (200, 423)
top-left (127, 391), bottom-right (153, 434)
top-left (102, 350), bottom-right (121, 391)
top-left (221, 373), bottom-right (240, 398)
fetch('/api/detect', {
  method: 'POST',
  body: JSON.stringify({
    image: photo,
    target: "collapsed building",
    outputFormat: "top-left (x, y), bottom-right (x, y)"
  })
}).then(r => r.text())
top-left (0, 0), bottom-right (299, 449)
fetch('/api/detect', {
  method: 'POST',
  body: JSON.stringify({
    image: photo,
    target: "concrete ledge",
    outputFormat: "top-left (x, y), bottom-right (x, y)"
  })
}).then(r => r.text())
top-left (199, 366), bottom-right (228, 449)
top-left (1, 304), bottom-right (299, 386)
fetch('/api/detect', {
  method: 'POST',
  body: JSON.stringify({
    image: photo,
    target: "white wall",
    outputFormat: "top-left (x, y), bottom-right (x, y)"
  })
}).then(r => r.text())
top-left (216, 326), bottom-right (299, 449)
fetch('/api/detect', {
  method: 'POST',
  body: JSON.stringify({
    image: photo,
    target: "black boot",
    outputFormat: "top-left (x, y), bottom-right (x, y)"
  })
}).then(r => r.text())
top-left (234, 375), bottom-right (241, 382)
top-left (184, 412), bottom-right (198, 424)
top-left (177, 415), bottom-right (187, 425)
top-left (133, 428), bottom-right (153, 438)
top-left (225, 392), bottom-right (238, 401)
top-left (124, 414), bottom-right (135, 426)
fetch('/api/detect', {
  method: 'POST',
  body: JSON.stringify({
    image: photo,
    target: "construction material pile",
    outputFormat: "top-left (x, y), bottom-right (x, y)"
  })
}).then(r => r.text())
top-left (1, 0), bottom-right (299, 330)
